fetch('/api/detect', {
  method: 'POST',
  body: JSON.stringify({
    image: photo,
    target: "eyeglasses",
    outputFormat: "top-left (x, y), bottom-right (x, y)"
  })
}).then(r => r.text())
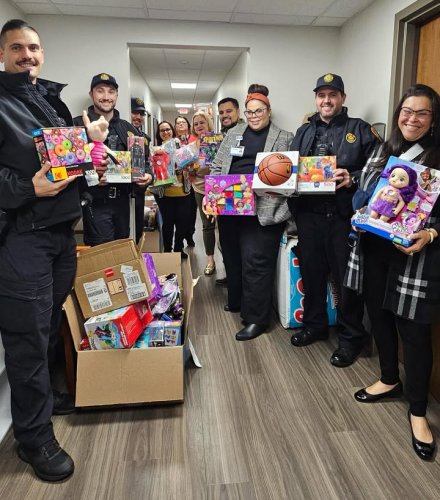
top-left (400, 107), bottom-right (432, 120)
top-left (160, 128), bottom-right (172, 133)
top-left (244, 107), bottom-right (267, 118)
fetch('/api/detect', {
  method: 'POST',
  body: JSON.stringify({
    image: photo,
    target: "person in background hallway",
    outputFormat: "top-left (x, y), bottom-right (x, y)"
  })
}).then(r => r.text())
top-left (152, 121), bottom-right (192, 253)
top-left (175, 115), bottom-right (197, 247)
top-left (288, 73), bottom-right (379, 367)
top-left (347, 84), bottom-right (440, 461)
top-left (131, 96), bottom-right (151, 242)
top-left (74, 75), bottom-right (152, 245)
top-left (211, 84), bottom-right (293, 341)
top-left (189, 111), bottom-right (216, 275)
top-left (0, 18), bottom-right (77, 481)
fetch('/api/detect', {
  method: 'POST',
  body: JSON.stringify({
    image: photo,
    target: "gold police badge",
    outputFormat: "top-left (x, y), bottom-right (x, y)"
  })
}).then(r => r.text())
top-left (346, 133), bottom-right (356, 143)
top-left (100, 73), bottom-right (110, 80)
top-left (136, 98), bottom-right (144, 105)
top-left (324, 74), bottom-right (334, 83)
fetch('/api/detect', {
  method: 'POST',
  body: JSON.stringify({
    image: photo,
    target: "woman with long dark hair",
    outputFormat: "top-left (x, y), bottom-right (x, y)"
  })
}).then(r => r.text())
top-left (347, 84), bottom-right (440, 460)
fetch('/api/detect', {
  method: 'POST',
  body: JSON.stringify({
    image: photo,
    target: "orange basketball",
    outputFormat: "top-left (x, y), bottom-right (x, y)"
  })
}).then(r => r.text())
top-left (257, 153), bottom-right (293, 186)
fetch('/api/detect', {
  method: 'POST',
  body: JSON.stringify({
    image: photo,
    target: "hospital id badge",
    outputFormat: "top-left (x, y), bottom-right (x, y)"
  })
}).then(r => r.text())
top-left (231, 146), bottom-right (244, 157)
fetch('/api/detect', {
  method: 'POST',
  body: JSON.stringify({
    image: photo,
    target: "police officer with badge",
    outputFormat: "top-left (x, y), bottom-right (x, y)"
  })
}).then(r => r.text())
top-left (74, 75), bottom-right (152, 245)
top-left (288, 73), bottom-right (380, 367)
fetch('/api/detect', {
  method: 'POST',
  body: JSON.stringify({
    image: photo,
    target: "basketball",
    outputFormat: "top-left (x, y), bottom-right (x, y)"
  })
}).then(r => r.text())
top-left (257, 153), bottom-right (293, 186)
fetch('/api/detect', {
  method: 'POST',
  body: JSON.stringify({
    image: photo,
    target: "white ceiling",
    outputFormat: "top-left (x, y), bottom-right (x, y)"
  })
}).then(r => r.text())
top-left (10, 0), bottom-right (376, 111)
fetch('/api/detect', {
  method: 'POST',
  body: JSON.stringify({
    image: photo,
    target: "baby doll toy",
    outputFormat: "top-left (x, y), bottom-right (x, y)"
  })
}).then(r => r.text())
top-left (370, 164), bottom-right (418, 222)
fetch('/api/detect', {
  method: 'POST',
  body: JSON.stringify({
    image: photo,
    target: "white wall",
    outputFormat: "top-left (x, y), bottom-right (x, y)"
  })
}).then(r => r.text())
top-left (339, 0), bottom-right (416, 126)
top-left (26, 15), bottom-right (339, 133)
top-left (0, 0), bottom-right (22, 31)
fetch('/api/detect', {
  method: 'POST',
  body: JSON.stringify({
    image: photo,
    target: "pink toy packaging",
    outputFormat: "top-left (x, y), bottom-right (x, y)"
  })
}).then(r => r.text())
top-left (128, 136), bottom-right (146, 181)
top-left (204, 174), bottom-right (255, 216)
top-left (297, 156), bottom-right (336, 194)
top-left (32, 126), bottom-right (93, 182)
top-left (142, 252), bottom-right (162, 302)
top-left (352, 156), bottom-right (440, 246)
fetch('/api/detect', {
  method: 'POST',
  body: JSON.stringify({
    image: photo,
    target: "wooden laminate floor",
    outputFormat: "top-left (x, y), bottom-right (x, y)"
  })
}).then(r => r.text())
top-left (0, 230), bottom-right (439, 500)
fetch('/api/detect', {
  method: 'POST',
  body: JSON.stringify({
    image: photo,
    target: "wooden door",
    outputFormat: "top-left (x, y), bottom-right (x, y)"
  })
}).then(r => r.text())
top-left (416, 15), bottom-right (440, 401)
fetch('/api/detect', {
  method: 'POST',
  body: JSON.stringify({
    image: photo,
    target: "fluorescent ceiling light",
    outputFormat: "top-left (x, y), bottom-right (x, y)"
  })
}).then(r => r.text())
top-left (171, 83), bottom-right (196, 89)
top-left (175, 103), bottom-right (192, 108)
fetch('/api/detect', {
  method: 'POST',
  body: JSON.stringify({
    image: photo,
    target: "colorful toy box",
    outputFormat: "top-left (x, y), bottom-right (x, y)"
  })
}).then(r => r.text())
top-left (134, 319), bottom-right (182, 348)
top-left (105, 151), bottom-right (131, 183)
top-left (204, 174), bottom-right (255, 216)
top-left (83, 300), bottom-right (153, 350)
top-left (142, 252), bottom-right (162, 302)
top-left (128, 136), bottom-right (145, 181)
top-left (352, 156), bottom-right (440, 247)
top-left (32, 126), bottom-right (93, 181)
top-left (252, 151), bottom-right (299, 196)
top-left (198, 132), bottom-right (224, 167)
top-left (150, 146), bottom-right (175, 187)
top-left (297, 156), bottom-right (336, 194)
top-left (274, 235), bottom-right (337, 329)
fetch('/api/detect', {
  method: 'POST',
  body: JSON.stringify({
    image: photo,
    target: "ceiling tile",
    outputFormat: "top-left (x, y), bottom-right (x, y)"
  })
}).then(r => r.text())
top-left (235, 0), bottom-right (333, 16)
top-left (146, 0), bottom-right (237, 10)
top-left (13, 2), bottom-right (61, 14)
top-left (324, 0), bottom-right (375, 18)
top-left (312, 16), bottom-right (347, 27)
top-left (148, 9), bottom-right (231, 22)
top-left (57, 5), bottom-right (147, 17)
top-left (53, 0), bottom-right (144, 6)
top-left (231, 13), bottom-right (315, 26)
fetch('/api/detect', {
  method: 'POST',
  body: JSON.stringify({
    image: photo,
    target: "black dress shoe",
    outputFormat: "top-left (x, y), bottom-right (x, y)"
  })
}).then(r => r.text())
top-left (235, 323), bottom-right (266, 341)
top-left (17, 439), bottom-right (74, 482)
top-left (53, 390), bottom-right (75, 415)
top-left (354, 381), bottom-right (402, 403)
top-left (216, 277), bottom-right (228, 286)
top-left (408, 411), bottom-right (436, 461)
top-left (224, 304), bottom-right (240, 313)
top-left (291, 327), bottom-right (328, 347)
top-left (330, 346), bottom-right (362, 368)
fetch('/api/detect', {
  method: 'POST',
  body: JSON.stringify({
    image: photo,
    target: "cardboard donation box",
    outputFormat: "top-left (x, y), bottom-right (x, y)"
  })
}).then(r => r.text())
top-left (253, 151), bottom-right (299, 196)
top-left (63, 252), bottom-right (194, 407)
top-left (74, 239), bottom-right (151, 318)
top-left (274, 235), bottom-right (337, 328)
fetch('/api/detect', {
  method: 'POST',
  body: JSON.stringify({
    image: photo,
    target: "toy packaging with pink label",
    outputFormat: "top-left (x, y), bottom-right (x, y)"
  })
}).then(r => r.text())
top-left (204, 174), bottom-right (255, 216)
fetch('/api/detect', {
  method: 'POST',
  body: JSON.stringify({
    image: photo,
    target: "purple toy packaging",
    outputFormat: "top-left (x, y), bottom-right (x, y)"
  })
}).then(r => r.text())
top-left (142, 252), bottom-right (162, 302)
top-left (352, 156), bottom-right (440, 246)
top-left (204, 174), bottom-right (255, 216)
top-left (32, 126), bottom-right (93, 182)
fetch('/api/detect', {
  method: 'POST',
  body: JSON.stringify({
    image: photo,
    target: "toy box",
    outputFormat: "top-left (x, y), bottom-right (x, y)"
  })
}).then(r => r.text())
top-left (84, 300), bottom-right (153, 350)
top-left (142, 252), bottom-right (162, 301)
top-left (150, 146), bottom-right (175, 187)
top-left (105, 151), bottom-right (131, 183)
top-left (204, 174), bottom-right (255, 215)
top-left (128, 136), bottom-right (145, 181)
top-left (32, 126), bottom-right (93, 181)
top-left (274, 235), bottom-right (337, 329)
top-left (252, 151), bottom-right (299, 196)
top-left (134, 319), bottom-right (182, 348)
top-left (297, 156), bottom-right (336, 194)
top-left (198, 132), bottom-right (224, 167)
top-left (352, 156), bottom-right (440, 247)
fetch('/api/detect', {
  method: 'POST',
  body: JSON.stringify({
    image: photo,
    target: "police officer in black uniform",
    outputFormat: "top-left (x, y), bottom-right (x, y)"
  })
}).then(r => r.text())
top-left (288, 73), bottom-right (380, 367)
top-left (131, 97), bottom-right (152, 242)
top-left (74, 76), bottom-right (152, 245)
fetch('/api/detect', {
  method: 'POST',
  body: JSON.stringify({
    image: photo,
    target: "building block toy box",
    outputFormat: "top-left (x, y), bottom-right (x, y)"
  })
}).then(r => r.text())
top-left (32, 126), bottom-right (93, 181)
top-left (252, 151), bottom-right (299, 196)
top-left (63, 252), bottom-right (194, 407)
top-left (297, 156), bottom-right (336, 194)
top-left (204, 174), bottom-right (255, 215)
top-left (352, 156), bottom-right (440, 247)
top-left (274, 235), bottom-right (337, 329)
top-left (74, 239), bottom-right (151, 319)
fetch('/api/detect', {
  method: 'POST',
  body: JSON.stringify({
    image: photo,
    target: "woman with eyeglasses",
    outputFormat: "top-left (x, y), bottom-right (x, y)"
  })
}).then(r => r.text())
top-left (175, 115), bottom-right (198, 247)
top-left (189, 111), bottom-right (217, 275)
top-left (211, 84), bottom-right (293, 341)
top-left (152, 121), bottom-right (192, 253)
top-left (347, 84), bottom-right (440, 461)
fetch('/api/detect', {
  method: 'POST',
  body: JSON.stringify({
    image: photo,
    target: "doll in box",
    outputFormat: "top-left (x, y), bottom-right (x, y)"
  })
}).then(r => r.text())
top-left (370, 164), bottom-right (418, 222)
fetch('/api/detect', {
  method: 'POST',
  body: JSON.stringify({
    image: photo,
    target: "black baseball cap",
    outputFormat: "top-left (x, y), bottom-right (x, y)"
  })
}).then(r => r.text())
top-left (313, 73), bottom-right (344, 93)
top-left (90, 73), bottom-right (118, 91)
top-left (131, 97), bottom-right (146, 113)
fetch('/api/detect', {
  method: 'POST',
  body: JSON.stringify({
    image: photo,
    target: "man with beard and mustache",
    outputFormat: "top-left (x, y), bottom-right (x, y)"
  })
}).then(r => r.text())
top-left (0, 18), bottom-right (78, 481)
top-left (74, 75), bottom-right (152, 245)
top-left (288, 73), bottom-right (380, 368)
top-left (218, 97), bottom-right (244, 134)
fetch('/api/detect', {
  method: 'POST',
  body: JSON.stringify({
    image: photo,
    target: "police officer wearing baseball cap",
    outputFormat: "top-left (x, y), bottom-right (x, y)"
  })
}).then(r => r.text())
top-left (288, 73), bottom-right (380, 367)
top-left (74, 75), bottom-right (153, 245)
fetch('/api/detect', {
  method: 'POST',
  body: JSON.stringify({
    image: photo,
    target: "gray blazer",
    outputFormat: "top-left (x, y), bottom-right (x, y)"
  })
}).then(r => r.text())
top-left (211, 122), bottom-right (294, 225)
